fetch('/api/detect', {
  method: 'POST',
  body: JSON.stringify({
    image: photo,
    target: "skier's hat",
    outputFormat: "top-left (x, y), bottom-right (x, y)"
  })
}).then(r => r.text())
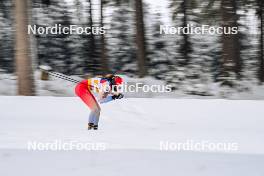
top-left (103, 74), bottom-right (123, 85)
top-left (113, 76), bottom-right (123, 85)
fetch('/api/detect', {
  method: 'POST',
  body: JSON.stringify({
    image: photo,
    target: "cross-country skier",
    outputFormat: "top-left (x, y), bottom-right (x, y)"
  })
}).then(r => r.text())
top-left (75, 74), bottom-right (124, 130)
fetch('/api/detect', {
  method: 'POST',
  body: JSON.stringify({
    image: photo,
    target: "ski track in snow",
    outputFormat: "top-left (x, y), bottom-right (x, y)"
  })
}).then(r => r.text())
top-left (0, 96), bottom-right (264, 176)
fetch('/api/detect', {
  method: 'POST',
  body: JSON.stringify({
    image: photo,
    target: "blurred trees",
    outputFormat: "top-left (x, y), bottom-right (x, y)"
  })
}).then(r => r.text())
top-left (148, 13), bottom-right (172, 81)
top-left (0, 0), bottom-right (14, 73)
top-left (100, 0), bottom-right (108, 74)
top-left (107, 0), bottom-right (137, 75)
top-left (0, 0), bottom-right (263, 95)
top-left (87, 0), bottom-right (96, 73)
top-left (170, 0), bottom-right (193, 66)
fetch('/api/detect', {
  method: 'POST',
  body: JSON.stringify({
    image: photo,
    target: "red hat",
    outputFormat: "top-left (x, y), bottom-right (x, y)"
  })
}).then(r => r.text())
top-left (113, 76), bottom-right (123, 85)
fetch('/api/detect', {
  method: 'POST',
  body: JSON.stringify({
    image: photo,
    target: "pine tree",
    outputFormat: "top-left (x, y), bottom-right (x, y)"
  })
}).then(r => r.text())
top-left (84, 0), bottom-right (100, 75)
top-left (204, 0), bottom-right (245, 88)
top-left (170, 0), bottom-right (193, 66)
top-left (257, 0), bottom-right (264, 83)
top-left (148, 13), bottom-right (172, 80)
top-left (107, 0), bottom-right (137, 76)
top-left (100, 0), bottom-right (109, 74)
top-left (32, 0), bottom-right (74, 74)
top-left (218, 0), bottom-right (241, 87)
top-left (168, 0), bottom-right (196, 90)
top-left (0, 0), bottom-right (15, 73)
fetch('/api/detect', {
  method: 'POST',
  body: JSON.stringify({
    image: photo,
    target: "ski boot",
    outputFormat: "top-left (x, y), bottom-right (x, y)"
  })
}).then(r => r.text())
top-left (93, 125), bottom-right (98, 130)
top-left (88, 123), bottom-right (94, 130)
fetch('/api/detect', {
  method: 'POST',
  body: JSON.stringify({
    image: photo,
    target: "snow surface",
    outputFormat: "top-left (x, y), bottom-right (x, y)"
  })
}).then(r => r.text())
top-left (0, 96), bottom-right (264, 176)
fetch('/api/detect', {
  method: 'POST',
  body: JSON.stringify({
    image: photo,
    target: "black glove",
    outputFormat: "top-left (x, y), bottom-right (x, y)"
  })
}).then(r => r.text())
top-left (112, 94), bottom-right (124, 100)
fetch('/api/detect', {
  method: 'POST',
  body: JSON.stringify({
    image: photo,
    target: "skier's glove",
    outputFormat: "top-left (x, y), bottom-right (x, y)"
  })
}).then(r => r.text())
top-left (112, 94), bottom-right (124, 100)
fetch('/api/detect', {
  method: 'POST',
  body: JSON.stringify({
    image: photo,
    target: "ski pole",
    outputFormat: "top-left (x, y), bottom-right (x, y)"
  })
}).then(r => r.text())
top-left (40, 69), bottom-right (96, 89)
top-left (47, 71), bottom-right (81, 84)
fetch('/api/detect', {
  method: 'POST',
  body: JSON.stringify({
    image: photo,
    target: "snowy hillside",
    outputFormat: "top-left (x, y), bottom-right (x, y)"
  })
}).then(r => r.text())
top-left (0, 96), bottom-right (264, 176)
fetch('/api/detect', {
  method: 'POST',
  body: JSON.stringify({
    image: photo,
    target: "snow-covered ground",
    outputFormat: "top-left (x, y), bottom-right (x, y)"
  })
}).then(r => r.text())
top-left (0, 96), bottom-right (264, 176)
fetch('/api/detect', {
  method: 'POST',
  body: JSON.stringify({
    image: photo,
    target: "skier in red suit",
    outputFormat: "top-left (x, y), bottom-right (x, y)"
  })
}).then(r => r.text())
top-left (75, 74), bottom-right (124, 130)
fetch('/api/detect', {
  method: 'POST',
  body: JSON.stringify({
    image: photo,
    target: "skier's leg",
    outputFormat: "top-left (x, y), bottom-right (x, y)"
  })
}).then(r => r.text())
top-left (88, 111), bottom-right (95, 124)
top-left (88, 109), bottom-right (100, 124)
top-left (75, 80), bottom-right (101, 111)
top-left (88, 111), bottom-right (96, 129)
top-left (75, 81), bottom-right (101, 129)
top-left (88, 108), bottom-right (100, 130)
top-left (92, 108), bottom-right (100, 126)
top-left (75, 81), bottom-right (100, 110)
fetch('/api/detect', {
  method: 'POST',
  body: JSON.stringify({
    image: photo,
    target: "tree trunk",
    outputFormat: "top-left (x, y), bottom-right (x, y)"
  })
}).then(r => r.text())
top-left (85, 0), bottom-right (97, 74)
top-left (220, 0), bottom-right (241, 84)
top-left (258, 0), bottom-right (264, 83)
top-left (231, 0), bottom-right (241, 79)
top-left (181, 0), bottom-right (191, 66)
top-left (135, 0), bottom-right (147, 77)
top-left (27, 0), bottom-right (38, 71)
top-left (100, 0), bottom-right (108, 74)
top-left (14, 0), bottom-right (35, 95)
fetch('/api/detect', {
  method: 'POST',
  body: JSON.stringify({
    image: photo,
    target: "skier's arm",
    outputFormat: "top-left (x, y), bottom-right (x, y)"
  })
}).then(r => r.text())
top-left (109, 86), bottom-right (124, 99)
top-left (97, 80), bottom-right (123, 103)
top-left (98, 95), bottom-right (113, 104)
top-left (98, 93), bottom-right (123, 104)
top-left (98, 92), bottom-right (123, 104)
